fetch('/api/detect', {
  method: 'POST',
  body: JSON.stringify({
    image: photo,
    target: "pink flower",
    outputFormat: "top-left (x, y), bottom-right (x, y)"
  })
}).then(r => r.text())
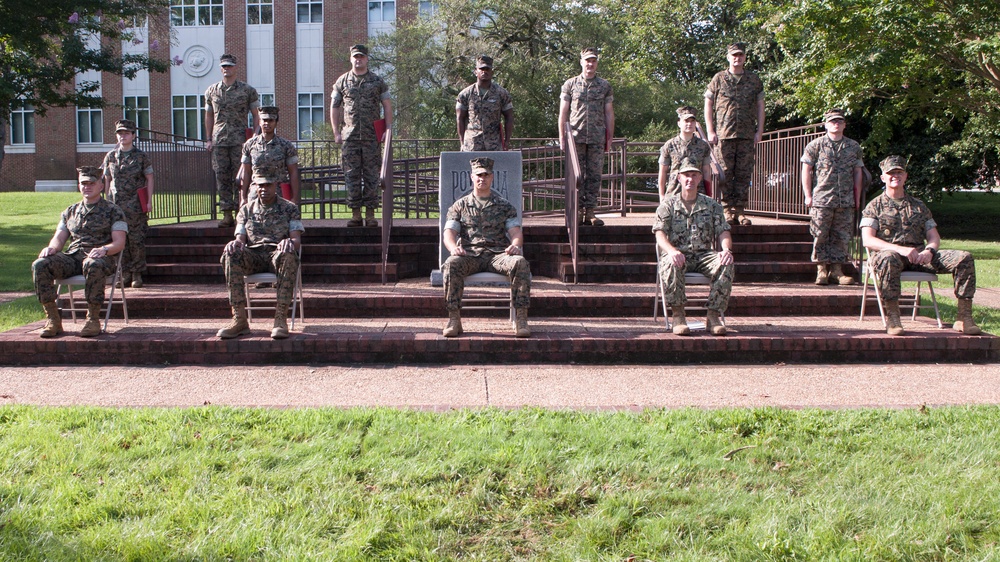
top-left (68, 12), bottom-right (80, 23)
top-left (150, 40), bottom-right (160, 51)
top-left (117, 19), bottom-right (127, 30)
top-left (173, 56), bottom-right (183, 66)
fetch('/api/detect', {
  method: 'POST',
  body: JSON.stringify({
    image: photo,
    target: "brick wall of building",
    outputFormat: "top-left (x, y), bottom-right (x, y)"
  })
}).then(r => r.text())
top-left (0, 153), bottom-right (36, 191)
top-left (148, 9), bottom-right (173, 135)
top-left (274, 0), bottom-right (298, 137)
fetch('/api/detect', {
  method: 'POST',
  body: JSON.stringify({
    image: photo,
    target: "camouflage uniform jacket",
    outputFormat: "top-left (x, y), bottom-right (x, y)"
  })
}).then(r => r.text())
top-left (860, 192), bottom-right (936, 249)
top-left (241, 134), bottom-right (299, 184)
top-left (330, 71), bottom-right (390, 142)
top-left (205, 80), bottom-right (261, 146)
top-left (57, 198), bottom-right (128, 254)
top-left (651, 194), bottom-right (730, 255)
top-left (659, 135), bottom-right (712, 193)
top-left (235, 197), bottom-right (305, 247)
top-left (102, 147), bottom-right (153, 214)
top-left (704, 70), bottom-right (764, 140)
top-left (457, 82), bottom-right (514, 151)
top-left (561, 75), bottom-right (614, 145)
top-left (445, 191), bottom-right (521, 257)
top-left (801, 135), bottom-right (863, 208)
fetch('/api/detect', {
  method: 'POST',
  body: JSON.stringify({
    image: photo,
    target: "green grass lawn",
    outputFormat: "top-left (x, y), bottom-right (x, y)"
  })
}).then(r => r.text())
top-left (2, 405), bottom-right (1000, 560)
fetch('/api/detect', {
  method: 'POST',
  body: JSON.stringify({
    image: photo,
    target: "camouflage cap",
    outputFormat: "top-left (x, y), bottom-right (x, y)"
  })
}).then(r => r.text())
top-left (727, 42), bottom-right (746, 55)
top-left (476, 55), bottom-right (494, 69)
top-left (470, 157), bottom-right (495, 175)
top-left (115, 119), bottom-right (136, 132)
top-left (259, 106), bottom-right (280, 120)
top-left (677, 159), bottom-right (702, 174)
top-left (580, 47), bottom-right (599, 60)
top-left (77, 166), bottom-right (102, 183)
top-left (252, 171), bottom-right (277, 185)
top-left (824, 108), bottom-right (846, 122)
top-left (350, 44), bottom-right (369, 57)
top-left (879, 155), bottom-right (907, 174)
top-left (219, 54), bottom-right (237, 66)
top-left (676, 106), bottom-right (698, 120)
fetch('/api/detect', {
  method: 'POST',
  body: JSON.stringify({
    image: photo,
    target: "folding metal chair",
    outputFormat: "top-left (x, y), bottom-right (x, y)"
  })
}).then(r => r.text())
top-left (860, 250), bottom-right (943, 328)
top-left (244, 245), bottom-right (305, 330)
top-left (55, 252), bottom-right (128, 332)
top-left (652, 246), bottom-right (724, 331)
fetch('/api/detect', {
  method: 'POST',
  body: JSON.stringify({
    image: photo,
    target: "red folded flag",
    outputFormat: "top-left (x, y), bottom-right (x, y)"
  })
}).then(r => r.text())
top-left (374, 119), bottom-right (386, 142)
top-left (246, 127), bottom-right (254, 140)
top-left (137, 187), bottom-right (150, 213)
top-left (702, 179), bottom-right (712, 197)
top-left (280, 182), bottom-right (292, 200)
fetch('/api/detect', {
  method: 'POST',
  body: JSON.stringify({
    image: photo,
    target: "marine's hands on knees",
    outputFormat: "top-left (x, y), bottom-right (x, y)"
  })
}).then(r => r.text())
top-left (39, 247), bottom-right (59, 258)
top-left (667, 250), bottom-right (686, 268)
top-left (505, 244), bottom-right (522, 256)
top-left (277, 238), bottom-right (296, 254)
top-left (224, 238), bottom-right (245, 255)
top-left (718, 248), bottom-right (734, 266)
top-left (86, 246), bottom-right (112, 259)
top-left (449, 245), bottom-right (467, 257)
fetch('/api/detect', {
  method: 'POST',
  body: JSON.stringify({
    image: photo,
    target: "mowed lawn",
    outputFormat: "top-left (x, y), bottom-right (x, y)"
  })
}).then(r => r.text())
top-left (3, 405), bottom-right (1000, 560)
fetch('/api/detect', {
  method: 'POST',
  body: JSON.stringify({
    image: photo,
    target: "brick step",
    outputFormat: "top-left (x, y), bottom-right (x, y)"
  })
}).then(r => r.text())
top-left (145, 243), bottom-right (420, 264)
top-left (557, 261), bottom-right (824, 283)
top-left (535, 242), bottom-right (812, 262)
top-left (145, 263), bottom-right (408, 284)
top-left (5, 316), bottom-right (996, 366)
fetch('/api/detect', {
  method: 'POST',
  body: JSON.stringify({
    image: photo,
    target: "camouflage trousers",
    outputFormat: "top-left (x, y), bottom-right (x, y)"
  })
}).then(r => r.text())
top-left (810, 206), bottom-right (854, 264)
top-left (212, 145), bottom-right (242, 212)
top-left (121, 206), bottom-right (148, 275)
top-left (32, 250), bottom-right (116, 305)
top-left (342, 139), bottom-right (381, 209)
top-left (869, 249), bottom-right (976, 302)
top-left (221, 245), bottom-right (300, 309)
top-left (658, 251), bottom-right (734, 312)
top-left (442, 251), bottom-right (531, 311)
top-left (575, 142), bottom-right (604, 209)
top-left (714, 138), bottom-right (755, 207)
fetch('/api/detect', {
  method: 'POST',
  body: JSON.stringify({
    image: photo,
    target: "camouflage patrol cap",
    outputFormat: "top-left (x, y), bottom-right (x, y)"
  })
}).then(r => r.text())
top-left (676, 106), bottom-right (697, 120)
top-left (879, 155), bottom-right (907, 174)
top-left (470, 157), bottom-right (495, 175)
top-left (220, 54), bottom-right (237, 66)
top-left (823, 108), bottom-right (846, 122)
top-left (252, 171), bottom-right (277, 185)
top-left (727, 43), bottom-right (746, 55)
top-left (77, 166), bottom-right (102, 183)
top-left (581, 47), bottom-right (599, 60)
top-left (476, 55), bottom-right (494, 69)
top-left (115, 119), bottom-right (136, 132)
top-left (350, 44), bottom-right (369, 57)
top-left (259, 106), bottom-right (280, 120)
top-left (677, 159), bottom-right (702, 174)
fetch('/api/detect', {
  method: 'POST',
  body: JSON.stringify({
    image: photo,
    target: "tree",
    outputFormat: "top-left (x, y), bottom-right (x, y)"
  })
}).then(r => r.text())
top-left (0, 0), bottom-right (171, 172)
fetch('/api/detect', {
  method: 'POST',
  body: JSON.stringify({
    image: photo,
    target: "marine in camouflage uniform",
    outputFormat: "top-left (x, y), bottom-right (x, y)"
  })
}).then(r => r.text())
top-left (800, 108), bottom-right (863, 285)
top-left (218, 172), bottom-right (304, 340)
top-left (330, 44), bottom-right (392, 225)
top-left (456, 55), bottom-right (514, 151)
top-left (241, 106), bottom-right (299, 204)
top-left (659, 106), bottom-right (712, 200)
top-left (441, 157), bottom-right (531, 338)
top-left (559, 47), bottom-right (614, 225)
top-left (32, 166), bottom-right (128, 338)
top-left (102, 119), bottom-right (153, 287)
top-left (652, 160), bottom-right (734, 336)
top-left (205, 54), bottom-right (261, 225)
top-left (704, 42), bottom-right (765, 225)
top-left (860, 155), bottom-right (980, 336)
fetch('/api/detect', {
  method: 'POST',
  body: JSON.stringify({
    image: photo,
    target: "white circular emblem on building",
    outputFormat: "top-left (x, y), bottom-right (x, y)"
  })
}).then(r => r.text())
top-left (183, 46), bottom-right (213, 77)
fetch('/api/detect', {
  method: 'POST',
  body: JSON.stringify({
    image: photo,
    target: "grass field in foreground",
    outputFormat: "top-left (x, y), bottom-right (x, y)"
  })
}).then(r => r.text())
top-left (2, 405), bottom-right (1000, 560)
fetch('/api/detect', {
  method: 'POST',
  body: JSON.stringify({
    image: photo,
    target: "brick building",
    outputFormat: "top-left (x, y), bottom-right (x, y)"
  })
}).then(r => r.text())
top-left (1, 0), bottom-right (415, 192)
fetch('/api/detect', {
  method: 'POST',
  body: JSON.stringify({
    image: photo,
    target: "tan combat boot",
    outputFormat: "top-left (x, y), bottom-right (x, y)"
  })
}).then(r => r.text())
top-left (585, 208), bottom-right (604, 227)
top-left (514, 308), bottom-right (531, 338)
top-left (131, 272), bottom-right (143, 289)
top-left (218, 210), bottom-right (235, 228)
top-left (830, 263), bottom-right (856, 285)
top-left (217, 305), bottom-right (250, 339)
top-left (671, 305), bottom-right (690, 336)
top-left (40, 301), bottom-right (63, 338)
top-left (79, 304), bottom-right (103, 337)
top-left (442, 310), bottom-right (462, 337)
top-left (365, 207), bottom-right (378, 227)
top-left (706, 309), bottom-right (727, 336)
top-left (347, 208), bottom-right (363, 227)
top-left (579, 210), bottom-right (590, 226)
top-left (724, 207), bottom-right (738, 226)
top-left (815, 264), bottom-right (830, 285)
top-left (271, 307), bottom-right (289, 339)
top-left (884, 300), bottom-right (905, 336)
top-left (736, 206), bottom-right (752, 226)
top-left (953, 298), bottom-right (981, 335)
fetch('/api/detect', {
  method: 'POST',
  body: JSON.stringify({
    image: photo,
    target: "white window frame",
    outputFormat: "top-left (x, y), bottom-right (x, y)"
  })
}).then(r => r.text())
top-left (172, 94), bottom-right (206, 140)
top-left (296, 0), bottom-right (323, 23)
top-left (297, 92), bottom-right (325, 140)
top-left (77, 107), bottom-right (104, 144)
top-left (8, 100), bottom-right (35, 146)
top-left (123, 96), bottom-right (151, 139)
top-left (170, 0), bottom-right (224, 27)
top-left (250, 93), bottom-right (275, 129)
top-left (368, 0), bottom-right (396, 23)
top-left (247, 0), bottom-right (273, 25)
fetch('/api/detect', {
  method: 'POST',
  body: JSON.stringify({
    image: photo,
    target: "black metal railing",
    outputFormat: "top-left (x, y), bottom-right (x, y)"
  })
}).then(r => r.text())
top-left (136, 130), bottom-right (215, 223)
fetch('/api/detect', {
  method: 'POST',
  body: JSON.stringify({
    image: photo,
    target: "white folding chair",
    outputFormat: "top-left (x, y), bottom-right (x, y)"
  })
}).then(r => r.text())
top-left (55, 252), bottom-right (128, 332)
top-left (244, 245), bottom-right (305, 330)
top-left (652, 246), bottom-right (724, 331)
top-left (460, 272), bottom-right (516, 326)
top-left (860, 250), bottom-right (943, 328)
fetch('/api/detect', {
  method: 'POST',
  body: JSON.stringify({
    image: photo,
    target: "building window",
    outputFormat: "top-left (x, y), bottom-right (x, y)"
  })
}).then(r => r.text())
top-left (368, 0), bottom-right (396, 23)
top-left (296, 0), bottom-right (322, 23)
top-left (418, 0), bottom-right (436, 17)
top-left (249, 93), bottom-right (275, 129)
top-left (8, 100), bottom-right (35, 145)
top-left (77, 107), bottom-right (103, 144)
top-left (170, 0), bottom-right (224, 27)
top-left (247, 0), bottom-right (273, 24)
top-left (172, 95), bottom-right (205, 140)
top-left (123, 96), bottom-right (150, 139)
top-left (297, 93), bottom-right (325, 139)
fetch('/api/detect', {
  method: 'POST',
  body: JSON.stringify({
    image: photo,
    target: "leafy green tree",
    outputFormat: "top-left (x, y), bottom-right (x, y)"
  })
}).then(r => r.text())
top-left (0, 0), bottom-right (171, 171)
